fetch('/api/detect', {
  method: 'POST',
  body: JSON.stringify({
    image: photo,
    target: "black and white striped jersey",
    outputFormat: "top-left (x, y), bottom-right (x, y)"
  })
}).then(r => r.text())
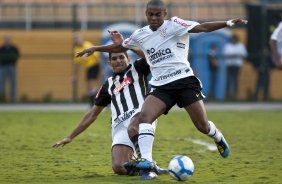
top-left (95, 58), bottom-right (150, 125)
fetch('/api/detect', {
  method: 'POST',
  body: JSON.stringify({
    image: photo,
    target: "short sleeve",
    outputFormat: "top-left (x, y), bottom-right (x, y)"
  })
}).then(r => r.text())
top-left (134, 58), bottom-right (150, 76)
top-left (122, 30), bottom-right (139, 50)
top-left (95, 83), bottom-right (111, 106)
top-left (171, 17), bottom-right (200, 36)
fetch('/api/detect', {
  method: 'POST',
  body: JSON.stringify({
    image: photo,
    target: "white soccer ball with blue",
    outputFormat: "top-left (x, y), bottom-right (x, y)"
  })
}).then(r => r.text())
top-left (168, 155), bottom-right (194, 181)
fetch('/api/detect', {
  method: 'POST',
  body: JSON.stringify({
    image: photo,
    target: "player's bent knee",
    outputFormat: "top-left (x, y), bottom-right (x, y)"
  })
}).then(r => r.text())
top-left (128, 124), bottom-right (138, 138)
top-left (112, 163), bottom-right (127, 175)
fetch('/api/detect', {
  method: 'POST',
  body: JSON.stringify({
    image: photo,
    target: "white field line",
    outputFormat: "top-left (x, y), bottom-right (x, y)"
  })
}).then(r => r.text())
top-left (189, 139), bottom-right (217, 151)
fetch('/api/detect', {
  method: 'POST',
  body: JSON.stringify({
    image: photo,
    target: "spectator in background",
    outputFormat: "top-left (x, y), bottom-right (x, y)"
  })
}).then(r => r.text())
top-left (0, 35), bottom-right (20, 102)
top-left (253, 21), bottom-right (282, 101)
top-left (207, 43), bottom-right (219, 101)
top-left (223, 34), bottom-right (247, 101)
top-left (253, 51), bottom-right (271, 101)
top-left (73, 34), bottom-right (101, 107)
top-left (269, 21), bottom-right (282, 70)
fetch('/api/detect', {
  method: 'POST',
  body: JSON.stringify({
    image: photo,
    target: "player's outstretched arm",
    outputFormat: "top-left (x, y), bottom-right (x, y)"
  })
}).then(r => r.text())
top-left (52, 105), bottom-right (104, 148)
top-left (189, 18), bottom-right (248, 33)
top-left (75, 42), bottom-right (128, 58)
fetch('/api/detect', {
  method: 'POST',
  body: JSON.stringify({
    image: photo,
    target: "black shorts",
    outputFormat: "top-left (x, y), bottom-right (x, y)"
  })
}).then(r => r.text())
top-left (149, 76), bottom-right (205, 114)
top-left (87, 64), bottom-right (100, 80)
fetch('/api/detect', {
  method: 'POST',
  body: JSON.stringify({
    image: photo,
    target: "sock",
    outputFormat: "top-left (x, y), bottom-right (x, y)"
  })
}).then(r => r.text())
top-left (208, 121), bottom-right (223, 142)
top-left (130, 135), bottom-right (141, 158)
top-left (138, 123), bottom-right (155, 162)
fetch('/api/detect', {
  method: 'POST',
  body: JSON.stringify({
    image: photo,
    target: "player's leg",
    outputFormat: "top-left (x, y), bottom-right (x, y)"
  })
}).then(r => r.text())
top-left (176, 76), bottom-right (229, 158)
top-left (112, 122), bottom-right (140, 176)
top-left (127, 112), bottom-right (168, 176)
top-left (128, 112), bottom-right (141, 158)
top-left (111, 145), bottom-right (134, 175)
top-left (123, 95), bottom-right (167, 180)
top-left (183, 100), bottom-right (229, 158)
top-left (137, 95), bottom-right (166, 162)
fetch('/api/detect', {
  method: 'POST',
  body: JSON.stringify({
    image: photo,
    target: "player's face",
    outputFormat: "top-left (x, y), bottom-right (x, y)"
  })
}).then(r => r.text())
top-left (146, 7), bottom-right (167, 31)
top-left (109, 53), bottom-right (129, 73)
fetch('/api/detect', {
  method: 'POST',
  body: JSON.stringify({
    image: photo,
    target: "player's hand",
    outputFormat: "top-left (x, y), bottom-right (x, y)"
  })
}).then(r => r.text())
top-left (75, 48), bottom-right (95, 57)
top-left (108, 30), bottom-right (124, 44)
top-left (52, 137), bottom-right (72, 148)
top-left (227, 19), bottom-right (248, 27)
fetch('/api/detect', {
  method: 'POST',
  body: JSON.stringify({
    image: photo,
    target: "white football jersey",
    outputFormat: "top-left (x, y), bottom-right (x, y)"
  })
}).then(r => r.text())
top-left (122, 17), bottom-right (199, 86)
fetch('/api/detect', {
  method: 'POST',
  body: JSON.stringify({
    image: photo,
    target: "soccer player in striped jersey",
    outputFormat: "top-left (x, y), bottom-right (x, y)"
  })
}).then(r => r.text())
top-left (52, 31), bottom-right (165, 178)
top-left (52, 50), bottom-right (159, 176)
top-left (75, 0), bottom-right (248, 180)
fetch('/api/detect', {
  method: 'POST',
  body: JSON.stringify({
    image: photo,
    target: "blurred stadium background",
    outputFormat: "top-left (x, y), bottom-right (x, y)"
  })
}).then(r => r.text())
top-left (0, 0), bottom-right (281, 103)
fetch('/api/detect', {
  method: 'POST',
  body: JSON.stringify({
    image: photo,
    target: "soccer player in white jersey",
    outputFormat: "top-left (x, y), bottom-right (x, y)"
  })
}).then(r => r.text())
top-left (76, 0), bottom-right (248, 179)
top-left (269, 21), bottom-right (282, 70)
top-left (53, 32), bottom-right (166, 179)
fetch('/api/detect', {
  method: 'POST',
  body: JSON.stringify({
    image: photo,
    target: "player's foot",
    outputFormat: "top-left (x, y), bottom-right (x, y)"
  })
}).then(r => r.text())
top-left (153, 162), bottom-right (169, 175)
top-left (140, 170), bottom-right (158, 180)
top-left (215, 136), bottom-right (229, 158)
top-left (123, 158), bottom-right (155, 170)
top-left (123, 163), bottom-right (140, 176)
top-left (123, 158), bottom-right (167, 176)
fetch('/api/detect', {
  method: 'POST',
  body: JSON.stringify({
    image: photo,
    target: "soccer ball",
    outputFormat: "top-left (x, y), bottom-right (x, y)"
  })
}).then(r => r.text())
top-left (168, 155), bottom-right (194, 181)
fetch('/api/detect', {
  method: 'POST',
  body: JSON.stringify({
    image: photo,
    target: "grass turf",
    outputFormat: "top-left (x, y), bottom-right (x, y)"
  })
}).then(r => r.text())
top-left (0, 110), bottom-right (281, 184)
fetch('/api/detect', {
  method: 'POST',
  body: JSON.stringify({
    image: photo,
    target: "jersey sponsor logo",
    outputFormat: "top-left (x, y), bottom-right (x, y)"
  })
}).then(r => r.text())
top-left (124, 36), bottom-right (133, 45)
top-left (146, 48), bottom-right (173, 65)
top-left (113, 76), bottom-right (132, 94)
top-left (95, 86), bottom-right (103, 99)
top-left (113, 109), bottom-right (136, 127)
top-left (155, 69), bottom-right (182, 81)
top-left (177, 42), bottom-right (186, 49)
top-left (173, 18), bottom-right (191, 28)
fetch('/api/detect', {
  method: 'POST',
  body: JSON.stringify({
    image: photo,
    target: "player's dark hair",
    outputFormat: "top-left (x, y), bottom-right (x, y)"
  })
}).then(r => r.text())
top-left (109, 52), bottom-right (129, 61)
top-left (146, 0), bottom-right (166, 10)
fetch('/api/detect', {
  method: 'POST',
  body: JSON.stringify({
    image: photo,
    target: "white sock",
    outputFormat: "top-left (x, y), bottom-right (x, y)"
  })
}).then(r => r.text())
top-left (138, 123), bottom-right (155, 162)
top-left (208, 121), bottom-right (223, 142)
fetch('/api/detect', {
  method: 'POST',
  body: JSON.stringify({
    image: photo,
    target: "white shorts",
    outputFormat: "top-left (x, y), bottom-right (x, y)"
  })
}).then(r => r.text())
top-left (111, 111), bottom-right (157, 149)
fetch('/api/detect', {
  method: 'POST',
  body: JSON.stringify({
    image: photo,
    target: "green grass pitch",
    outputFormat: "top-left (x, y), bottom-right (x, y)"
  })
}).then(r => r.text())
top-left (0, 110), bottom-right (281, 184)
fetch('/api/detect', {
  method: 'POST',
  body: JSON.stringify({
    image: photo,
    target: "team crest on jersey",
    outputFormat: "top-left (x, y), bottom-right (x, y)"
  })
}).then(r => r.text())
top-left (159, 27), bottom-right (167, 38)
top-left (113, 77), bottom-right (132, 94)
